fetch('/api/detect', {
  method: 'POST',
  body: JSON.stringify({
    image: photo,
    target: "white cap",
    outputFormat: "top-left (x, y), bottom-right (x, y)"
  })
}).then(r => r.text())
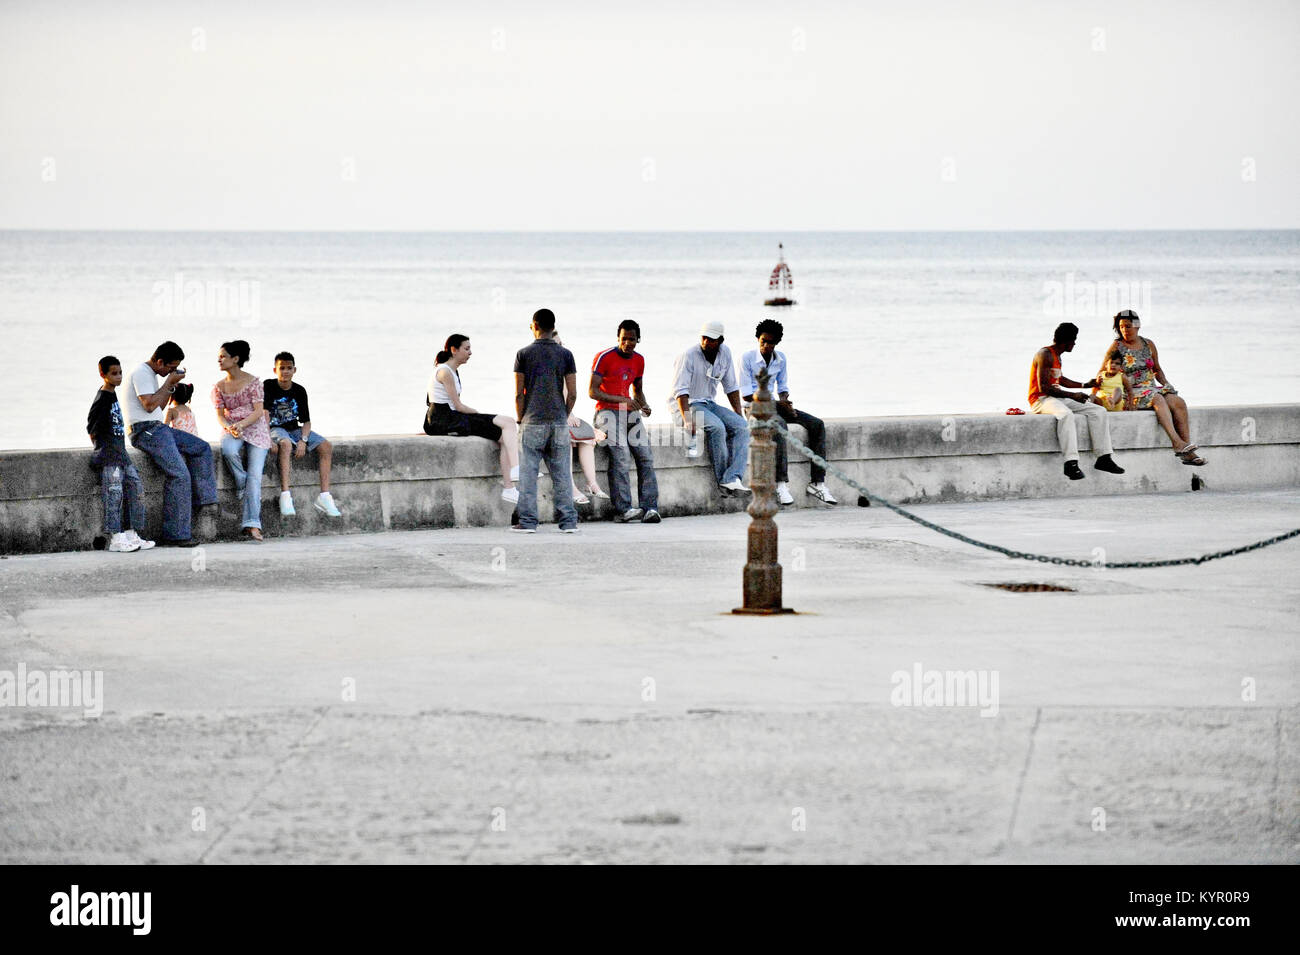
top-left (700, 320), bottom-right (725, 340)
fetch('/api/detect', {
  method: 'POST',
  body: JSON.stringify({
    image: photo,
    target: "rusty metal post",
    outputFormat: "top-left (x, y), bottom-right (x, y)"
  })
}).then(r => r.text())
top-left (733, 367), bottom-right (794, 615)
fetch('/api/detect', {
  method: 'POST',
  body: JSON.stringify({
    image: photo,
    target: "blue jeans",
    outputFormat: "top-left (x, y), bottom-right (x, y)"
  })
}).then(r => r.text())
top-left (220, 436), bottom-right (269, 529)
top-left (518, 422), bottom-right (577, 530)
top-left (96, 460), bottom-right (146, 536)
top-left (130, 423), bottom-right (218, 541)
top-left (594, 408), bottom-right (659, 512)
top-left (687, 400), bottom-right (749, 484)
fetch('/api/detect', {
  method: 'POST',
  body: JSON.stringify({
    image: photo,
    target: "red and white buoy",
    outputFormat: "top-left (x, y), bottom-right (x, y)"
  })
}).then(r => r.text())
top-left (764, 243), bottom-right (795, 306)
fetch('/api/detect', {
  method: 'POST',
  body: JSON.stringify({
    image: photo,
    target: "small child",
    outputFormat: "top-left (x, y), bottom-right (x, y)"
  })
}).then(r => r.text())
top-left (263, 351), bottom-right (341, 517)
top-left (87, 356), bottom-right (154, 553)
top-left (164, 382), bottom-right (200, 435)
top-left (1091, 355), bottom-right (1134, 412)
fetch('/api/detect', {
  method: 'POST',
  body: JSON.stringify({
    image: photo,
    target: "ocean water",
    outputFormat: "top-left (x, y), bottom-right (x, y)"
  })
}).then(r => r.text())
top-left (3, 230), bottom-right (1297, 451)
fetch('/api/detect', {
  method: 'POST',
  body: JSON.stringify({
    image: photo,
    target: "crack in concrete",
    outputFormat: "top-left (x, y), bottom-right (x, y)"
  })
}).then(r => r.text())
top-left (1004, 706), bottom-right (1043, 848)
top-left (1270, 708), bottom-right (1282, 832)
top-left (196, 706), bottom-right (331, 865)
top-left (459, 781), bottom-right (515, 866)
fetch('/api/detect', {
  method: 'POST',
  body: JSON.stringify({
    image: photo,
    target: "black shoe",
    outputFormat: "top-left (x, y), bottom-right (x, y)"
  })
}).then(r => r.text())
top-left (159, 538), bottom-right (199, 547)
top-left (1094, 454), bottom-right (1125, 475)
top-left (1064, 461), bottom-right (1085, 481)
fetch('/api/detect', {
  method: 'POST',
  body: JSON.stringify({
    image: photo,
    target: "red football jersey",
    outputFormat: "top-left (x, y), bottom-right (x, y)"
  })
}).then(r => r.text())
top-left (591, 347), bottom-right (645, 411)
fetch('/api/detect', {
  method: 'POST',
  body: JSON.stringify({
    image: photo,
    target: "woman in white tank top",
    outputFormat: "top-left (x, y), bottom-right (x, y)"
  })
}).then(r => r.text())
top-left (427, 362), bottom-right (460, 406)
top-left (423, 333), bottom-right (520, 503)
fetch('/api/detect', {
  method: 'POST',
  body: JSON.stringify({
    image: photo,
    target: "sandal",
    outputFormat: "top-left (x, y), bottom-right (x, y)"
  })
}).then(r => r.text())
top-left (586, 485), bottom-right (610, 499)
top-left (571, 489), bottom-right (591, 505)
top-left (1174, 443), bottom-right (1198, 455)
top-left (1180, 453), bottom-right (1207, 466)
top-left (244, 527), bottom-right (264, 543)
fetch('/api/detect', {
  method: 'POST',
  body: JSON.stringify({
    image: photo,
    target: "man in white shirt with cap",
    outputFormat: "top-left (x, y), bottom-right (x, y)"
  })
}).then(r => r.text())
top-left (668, 321), bottom-right (750, 495)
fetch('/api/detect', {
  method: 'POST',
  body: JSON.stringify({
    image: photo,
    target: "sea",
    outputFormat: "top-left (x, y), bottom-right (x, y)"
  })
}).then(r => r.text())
top-left (3, 230), bottom-right (1297, 451)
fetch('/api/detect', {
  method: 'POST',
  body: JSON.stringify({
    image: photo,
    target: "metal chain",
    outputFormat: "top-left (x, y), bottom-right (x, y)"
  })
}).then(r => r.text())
top-left (750, 418), bottom-right (1300, 569)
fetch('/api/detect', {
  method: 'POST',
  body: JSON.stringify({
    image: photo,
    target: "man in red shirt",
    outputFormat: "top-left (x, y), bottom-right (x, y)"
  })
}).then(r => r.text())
top-left (590, 320), bottom-right (660, 523)
top-left (1030, 322), bottom-right (1124, 480)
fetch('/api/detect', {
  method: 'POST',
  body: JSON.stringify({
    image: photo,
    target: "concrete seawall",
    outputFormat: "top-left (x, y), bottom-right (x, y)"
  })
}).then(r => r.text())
top-left (2, 404), bottom-right (1296, 554)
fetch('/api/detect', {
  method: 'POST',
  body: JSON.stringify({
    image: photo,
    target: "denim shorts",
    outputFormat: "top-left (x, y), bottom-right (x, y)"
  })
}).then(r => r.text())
top-left (269, 427), bottom-right (326, 450)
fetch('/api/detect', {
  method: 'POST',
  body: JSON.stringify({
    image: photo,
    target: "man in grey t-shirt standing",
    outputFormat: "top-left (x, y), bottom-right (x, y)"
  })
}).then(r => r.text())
top-left (512, 308), bottom-right (579, 533)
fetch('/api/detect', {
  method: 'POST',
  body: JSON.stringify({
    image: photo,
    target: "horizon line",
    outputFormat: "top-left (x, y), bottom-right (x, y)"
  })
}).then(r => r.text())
top-left (1, 226), bottom-right (1297, 235)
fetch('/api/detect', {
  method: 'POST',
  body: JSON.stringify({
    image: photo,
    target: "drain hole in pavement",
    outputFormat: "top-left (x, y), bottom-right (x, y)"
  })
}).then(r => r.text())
top-left (981, 582), bottom-right (1076, 593)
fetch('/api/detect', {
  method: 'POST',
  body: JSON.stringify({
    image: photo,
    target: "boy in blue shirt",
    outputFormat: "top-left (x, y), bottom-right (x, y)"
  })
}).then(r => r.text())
top-left (264, 351), bottom-right (341, 517)
top-left (87, 356), bottom-right (154, 552)
top-left (740, 320), bottom-right (837, 506)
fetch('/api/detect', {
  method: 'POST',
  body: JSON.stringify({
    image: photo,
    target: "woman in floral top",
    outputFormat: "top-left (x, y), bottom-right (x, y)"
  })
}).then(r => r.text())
top-left (1100, 310), bottom-right (1205, 466)
top-left (212, 340), bottom-right (272, 540)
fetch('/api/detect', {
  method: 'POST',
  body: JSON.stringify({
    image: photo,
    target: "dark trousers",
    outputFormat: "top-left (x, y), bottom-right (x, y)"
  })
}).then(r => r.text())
top-left (594, 409), bottom-right (659, 512)
top-left (774, 405), bottom-right (826, 484)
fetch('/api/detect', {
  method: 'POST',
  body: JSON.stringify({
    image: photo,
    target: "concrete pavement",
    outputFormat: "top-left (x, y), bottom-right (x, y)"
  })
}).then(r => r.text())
top-left (1, 488), bottom-right (1297, 863)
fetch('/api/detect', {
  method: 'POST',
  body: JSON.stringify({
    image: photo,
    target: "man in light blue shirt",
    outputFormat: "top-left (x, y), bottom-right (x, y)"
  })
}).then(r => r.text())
top-left (740, 319), bottom-right (837, 505)
top-left (667, 320), bottom-right (750, 494)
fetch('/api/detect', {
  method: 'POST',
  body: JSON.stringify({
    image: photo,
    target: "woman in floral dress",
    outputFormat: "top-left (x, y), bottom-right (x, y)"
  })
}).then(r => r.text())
top-left (1100, 310), bottom-right (1205, 466)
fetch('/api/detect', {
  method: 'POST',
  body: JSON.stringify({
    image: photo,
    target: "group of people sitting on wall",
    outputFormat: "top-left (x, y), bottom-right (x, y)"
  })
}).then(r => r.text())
top-left (422, 310), bottom-right (840, 533)
top-left (87, 340), bottom-right (339, 551)
top-left (1029, 309), bottom-right (1204, 480)
top-left (87, 307), bottom-right (1201, 547)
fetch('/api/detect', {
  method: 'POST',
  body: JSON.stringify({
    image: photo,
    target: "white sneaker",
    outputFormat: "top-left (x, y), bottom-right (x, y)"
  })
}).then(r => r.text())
top-left (614, 508), bottom-right (644, 523)
top-left (124, 529), bottom-right (155, 550)
top-left (280, 491), bottom-right (296, 516)
top-left (314, 492), bottom-right (341, 517)
top-left (108, 532), bottom-right (140, 553)
top-left (502, 487), bottom-right (520, 504)
top-left (719, 478), bottom-right (751, 494)
top-left (807, 482), bottom-right (838, 504)
top-left (775, 482), bottom-right (795, 506)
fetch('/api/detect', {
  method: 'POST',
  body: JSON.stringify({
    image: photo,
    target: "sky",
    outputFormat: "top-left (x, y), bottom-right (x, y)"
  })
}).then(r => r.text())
top-left (1, 0), bottom-right (1297, 230)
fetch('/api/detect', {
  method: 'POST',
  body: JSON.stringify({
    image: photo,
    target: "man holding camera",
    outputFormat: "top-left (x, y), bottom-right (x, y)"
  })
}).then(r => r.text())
top-left (122, 340), bottom-right (218, 546)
